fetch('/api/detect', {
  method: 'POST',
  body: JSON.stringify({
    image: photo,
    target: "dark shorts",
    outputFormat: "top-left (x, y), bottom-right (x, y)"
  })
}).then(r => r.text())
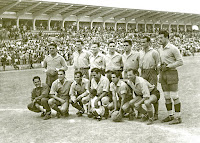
top-left (27, 101), bottom-right (41, 113)
top-left (159, 69), bottom-right (179, 91)
top-left (142, 69), bottom-right (158, 87)
top-left (150, 88), bottom-right (160, 101)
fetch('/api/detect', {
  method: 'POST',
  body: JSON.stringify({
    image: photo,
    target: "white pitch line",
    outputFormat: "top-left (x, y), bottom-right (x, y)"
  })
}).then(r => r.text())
top-left (0, 108), bottom-right (28, 111)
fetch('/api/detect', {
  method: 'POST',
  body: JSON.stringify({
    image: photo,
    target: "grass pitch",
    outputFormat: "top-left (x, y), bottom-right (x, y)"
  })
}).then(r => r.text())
top-left (0, 55), bottom-right (200, 143)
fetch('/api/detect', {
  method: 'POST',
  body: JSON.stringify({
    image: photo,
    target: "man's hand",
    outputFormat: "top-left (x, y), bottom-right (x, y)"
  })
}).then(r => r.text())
top-left (60, 99), bottom-right (66, 104)
top-left (76, 95), bottom-right (82, 101)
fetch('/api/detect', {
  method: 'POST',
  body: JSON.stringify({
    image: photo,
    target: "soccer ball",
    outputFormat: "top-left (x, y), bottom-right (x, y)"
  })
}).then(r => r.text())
top-left (111, 111), bottom-right (122, 122)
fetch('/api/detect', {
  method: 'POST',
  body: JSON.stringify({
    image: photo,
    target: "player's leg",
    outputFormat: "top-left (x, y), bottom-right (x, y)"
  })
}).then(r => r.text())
top-left (101, 96), bottom-right (110, 119)
top-left (48, 98), bottom-right (63, 118)
top-left (60, 96), bottom-right (70, 117)
top-left (41, 98), bottom-right (51, 120)
top-left (27, 102), bottom-right (42, 113)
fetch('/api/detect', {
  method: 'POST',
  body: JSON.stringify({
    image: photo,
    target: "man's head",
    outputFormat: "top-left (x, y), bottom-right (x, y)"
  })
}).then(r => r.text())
top-left (33, 76), bottom-right (41, 88)
top-left (76, 40), bottom-right (83, 51)
top-left (111, 71), bottom-right (121, 84)
top-left (123, 40), bottom-right (132, 52)
top-left (74, 71), bottom-right (83, 83)
top-left (127, 69), bottom-right (139, 82)
top-left (91, 68), bottom-right (101, 82)
top-left (49, 43), bottom-right (57, 55)
top-left (108, 41), bottom-right (116, 54)
top-left (91, 42), bottom-right (100, 54)
top-left (158, 30), bottom-right (169, 47)
top-left (141, 36), bottom-right (151, 50)
top-left (58, 69), bottom-right (65, 81)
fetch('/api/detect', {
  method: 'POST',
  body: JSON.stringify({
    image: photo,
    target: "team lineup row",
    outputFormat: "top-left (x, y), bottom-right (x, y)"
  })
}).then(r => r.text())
top-left (27, 30), bottom-right (183, 125)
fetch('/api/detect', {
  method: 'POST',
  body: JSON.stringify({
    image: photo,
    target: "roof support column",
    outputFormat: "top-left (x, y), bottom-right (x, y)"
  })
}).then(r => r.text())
top-left (33, 19), bottom-right (36, 31)
top-left (103, 22), bottom-right (106, 30)
top-left (115, 22), bottom-right (117, 31)
top-left (136, 22), bottom-right (138, 32)
top-left (16, 18), bottom-right (19, 29)
top-left (48, 19), bottom-right (51, 31)
top-left (177, 24), bottom-right (179, 32)
top-left (62, 20), bottom-right (65, 29)
top-left (144, 23), bottom-right (147, 33)
top-left (169, 23), bottom-right (171, 32)
top-left (160, 23), bottom-right (163, 30)
top-left (91, 21), bottom-right (93, 30)
top-left (153, 23), bottom-right (155, 33)
top-left (125, 22), bottom-right (128, 32)
top-left (77, 21), bottom-right (79, 31)
top-left (185, 24), bottom-right (187, 32)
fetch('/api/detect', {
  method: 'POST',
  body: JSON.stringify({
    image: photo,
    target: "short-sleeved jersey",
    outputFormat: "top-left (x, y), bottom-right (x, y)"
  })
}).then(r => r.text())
top-left (122, 51), bottom-right (140, 71)
top-left (89, 53), bottom-right (105, 70)
top-left (31, 83), bottom-right (50, 101)
top-left (69, 78), bottom-right (89, 96)
top-left (91, 75), bottom-right (110, 95)
top-left (105, 52), bottom-right (123, 71)
top-left (73, 50), bottom-right (90, 69)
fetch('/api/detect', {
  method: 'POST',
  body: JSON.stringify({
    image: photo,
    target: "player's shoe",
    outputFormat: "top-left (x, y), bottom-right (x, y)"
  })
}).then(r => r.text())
top-left (43, 113), bottom-right (51, 120)
top-left (169, 117), bottom-right (182, 125)
top-left (128, 112), bottom-right (135, 121)
top-left (147, 118), bottom-right (154, 125)
top-left (136, 112), bottom-right (142, 119)
top-left (63, 112), bottom-right (69, 117)
top-left (87, 113), bottom-right (93, 118)
top-left (76, 110), bottom-right (84, 117)
top-left (161, 115), bottom-right (174, 123)
top-left (41, 112), bottom-right (46, 117)
top-left (56, 112), bottom-right (62, 118)
top-left (96, 115), bottom-right (102, 121)
top-left (154, 114), bottom-right (158, 121)
top-left (141, 114), bottom-right (148, 122)
top-left (104, 108), bottom-right (109, 119)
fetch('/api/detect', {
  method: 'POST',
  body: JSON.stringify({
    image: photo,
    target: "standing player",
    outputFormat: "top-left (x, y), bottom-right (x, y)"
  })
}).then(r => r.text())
top-left (69, 71), bottom-right (90, 116)
top-left (158, 30), bottom-right (183, 124)
top-left (43, 42), bottom-right (68, 87)
top-left (105, 41), bottom-right (123, 81)
top-left (122, 40), bottom-right (140, 79)
top-left (27, 76), bottom-right (51, 120)
top-left (48, 69), bottom-right (72, 118)
top-left (140, 36), bottom-right (160, 120)
top-left (73, 40), bottom-right (91, 79)
top-left (126, 69), bottom-right (160, 125)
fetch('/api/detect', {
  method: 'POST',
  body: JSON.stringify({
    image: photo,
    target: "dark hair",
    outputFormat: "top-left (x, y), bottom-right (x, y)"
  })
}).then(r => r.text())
top-left (159, 30), bottom-right (169, 39)
top-left (111, 70), bottom-right (121, 78)
top-left (90, 89), bottom-right (97, 96)
top-left (127, 69), bottom-right (139, 76)
top-left (33, 76), bottom-right (40, 82)
top-left (92, 42), bottom-right (100, 47)
top-left (108, 41), bottom-right (115, 45)
top-left (49, 43), bottom-right (57, 48)
top-left (74, 71), bottom-right (83, 77)
top-left (91, 68), bottom-right (101, 74)
top-left (58, 69), bottom-right (65, 75)
top-left (76, 40), bottom-right (83, 45)
top-left (124, 40), bottom-right (132, 46)
top-left (142, 36), bottom-right (151, 42)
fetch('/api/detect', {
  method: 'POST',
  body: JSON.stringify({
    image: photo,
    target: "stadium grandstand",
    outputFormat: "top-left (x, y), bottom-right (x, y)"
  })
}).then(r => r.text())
top-left (0, 0), bottom-right (200, 71)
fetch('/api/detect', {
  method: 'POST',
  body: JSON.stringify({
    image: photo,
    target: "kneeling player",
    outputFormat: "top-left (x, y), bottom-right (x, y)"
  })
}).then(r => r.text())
top-left (107, 71), bottom-right (134, 121)
top-left (27, 76), bottom-right (51, 120)
top-left (48, 69), bottom-right (72, 118)
top-left (87, 89), bottom-right (105, 121)
top-left (69, 71), bottom-right (89, 116)
top-left (126, 69), bottom-right (160, 125)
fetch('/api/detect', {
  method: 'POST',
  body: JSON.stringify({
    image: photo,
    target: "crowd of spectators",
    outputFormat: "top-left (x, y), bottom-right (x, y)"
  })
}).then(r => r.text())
top-left (0, 23), bottom-right (200, 71)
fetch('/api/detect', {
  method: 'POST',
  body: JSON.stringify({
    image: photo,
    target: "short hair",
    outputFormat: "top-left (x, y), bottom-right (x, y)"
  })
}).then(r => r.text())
top-left (74, 71), bottom-right (83, 77)
top-left (111, 70), bottom-right (121, 78)
top-left (58, 69), bottom-right (65, 75)
top-left (91, 68), bottom-right (101, 74)
top-left (90, 89), bottom-right (97, 96)
top-left (92, 42), bottom-right (100, 47)
top-left (159, 30), bottom-right (169, 39)
top-left (49, 43), bottom-right (57, 48)
top-left (127, 69), bottom-right (139, 76)
top-left (108, 41), bottom-right (115, 45)
top-left (142, 36), bottom-right (151, 42)
top-left (33, 76), bottom-right (40, 82)
top-left (76, 40), bottom-right (83, 45)
top-left (124, 40), bottom-right (132, 46)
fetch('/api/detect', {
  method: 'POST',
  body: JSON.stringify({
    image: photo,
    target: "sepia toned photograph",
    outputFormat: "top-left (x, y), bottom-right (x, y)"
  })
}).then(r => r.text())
top-left (0, 0), bottom-right (200, 142)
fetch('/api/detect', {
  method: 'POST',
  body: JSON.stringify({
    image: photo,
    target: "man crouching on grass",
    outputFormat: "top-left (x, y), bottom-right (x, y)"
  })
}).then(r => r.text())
top-left (125, 69), bottom-right (160, 125)
top-left (27, 76), bottom-right (51, 120)
top-left (48, 69), bottom-right (72, 118)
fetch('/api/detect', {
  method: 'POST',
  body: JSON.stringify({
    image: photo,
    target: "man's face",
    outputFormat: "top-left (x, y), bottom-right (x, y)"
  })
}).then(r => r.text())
top-left (123, 42), bottom-right (131, 52)
top-left (33, 78), bottom-right (41, 88)
top-left (49, 45), bottom-right (57, 55)
top-left (108, 43), bottom-right (116, 53)
top-left (91, 71), bottom-right (101, 82)
top-left (91, 44), bottom-right (99, 54)
top-left (158, 34), bottom-right (167, 46)
top-left (141, 38), bottom-right (149, 49)
top-left (74, 73), bottom-right (82, 83)
top-left (76, 42), bottom-right (82, 51)
top-left (58, 71), bottom-right (65, 81)
top-left (127, 71), bottom-right (136, 82)
top-left (111, 74), bottom-right (119, 84)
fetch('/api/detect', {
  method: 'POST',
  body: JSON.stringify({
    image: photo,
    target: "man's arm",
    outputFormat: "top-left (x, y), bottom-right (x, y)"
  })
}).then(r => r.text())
top-left (60, 56), bottom-right (68, 71)
top-left (167, 46), bottom-right (183, 68)
top-left (112, 91), bottom-right (118, 111)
